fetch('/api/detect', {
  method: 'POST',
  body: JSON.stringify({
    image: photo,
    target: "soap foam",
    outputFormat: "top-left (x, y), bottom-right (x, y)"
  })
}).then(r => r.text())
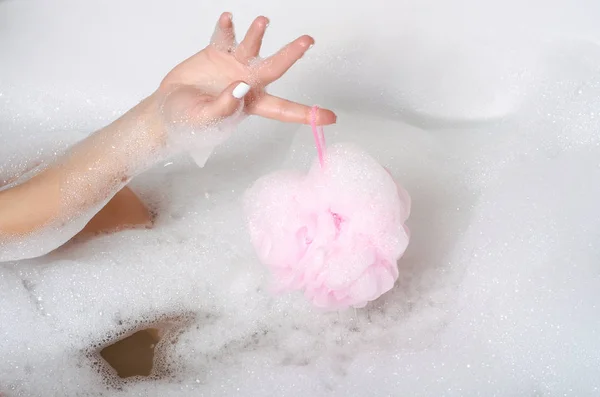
top-left (2, 0), bottom-right (600, 396)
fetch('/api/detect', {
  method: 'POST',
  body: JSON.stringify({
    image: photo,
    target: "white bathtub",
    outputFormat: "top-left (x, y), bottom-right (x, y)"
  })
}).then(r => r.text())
top-left (1, 0), bottom-right (600, 395)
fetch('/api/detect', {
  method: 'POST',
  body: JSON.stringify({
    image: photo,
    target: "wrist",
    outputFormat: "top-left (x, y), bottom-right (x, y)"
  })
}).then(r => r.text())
top-left (98, 91), bottom-right (176, 171)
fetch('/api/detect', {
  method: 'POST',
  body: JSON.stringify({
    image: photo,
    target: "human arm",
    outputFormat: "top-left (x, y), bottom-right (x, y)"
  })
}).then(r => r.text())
top-left (0, 12), bottom-right (336, 261)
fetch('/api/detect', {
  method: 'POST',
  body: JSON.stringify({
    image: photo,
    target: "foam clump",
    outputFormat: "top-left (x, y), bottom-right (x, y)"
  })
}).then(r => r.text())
top-left (243, 143), bottom-right (411, 309)
top-left (166, 106), bottom-right (246, 168)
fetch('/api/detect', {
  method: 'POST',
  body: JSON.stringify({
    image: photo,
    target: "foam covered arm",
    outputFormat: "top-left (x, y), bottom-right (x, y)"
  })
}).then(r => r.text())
top-left (0, 94), bottom-right (167, 261)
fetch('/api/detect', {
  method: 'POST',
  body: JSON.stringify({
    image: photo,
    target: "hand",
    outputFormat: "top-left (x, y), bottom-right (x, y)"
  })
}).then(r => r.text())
top-left (157, 12), bottom-right (337, 134)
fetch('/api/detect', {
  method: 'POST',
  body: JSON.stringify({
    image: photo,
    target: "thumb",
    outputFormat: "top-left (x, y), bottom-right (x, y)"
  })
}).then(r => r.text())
top-left (206, 81), bottom-right (251, 120)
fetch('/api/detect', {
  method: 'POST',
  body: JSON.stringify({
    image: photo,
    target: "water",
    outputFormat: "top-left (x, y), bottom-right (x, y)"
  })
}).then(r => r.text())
top-left (1, 0), bottom-right (600, 395)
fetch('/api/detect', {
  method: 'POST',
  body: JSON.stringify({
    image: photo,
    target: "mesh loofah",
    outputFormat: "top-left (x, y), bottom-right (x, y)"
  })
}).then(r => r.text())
top-left (243, 107), bottom-right (411, 310)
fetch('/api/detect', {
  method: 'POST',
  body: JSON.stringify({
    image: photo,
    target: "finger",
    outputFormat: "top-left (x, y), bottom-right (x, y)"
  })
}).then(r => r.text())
top-left (210, 12), bottom-right (236, 52)
top-left (257, 35), bottom-right (314, 84)
top-left (248, 94), bottom-right (337, 125)
top-left (236, 16), bottom-right (269, 63)
top-left (203, 81), bottom-right (251, 120)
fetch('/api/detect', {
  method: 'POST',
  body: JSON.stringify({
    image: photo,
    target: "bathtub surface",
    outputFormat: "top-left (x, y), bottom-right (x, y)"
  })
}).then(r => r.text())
top-left (1, 0), bottom-right (600, 396)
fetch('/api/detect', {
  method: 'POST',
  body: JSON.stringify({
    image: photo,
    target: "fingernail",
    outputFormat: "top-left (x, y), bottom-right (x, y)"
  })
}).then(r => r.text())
top-left (232, 82), bottom-right (251, 99)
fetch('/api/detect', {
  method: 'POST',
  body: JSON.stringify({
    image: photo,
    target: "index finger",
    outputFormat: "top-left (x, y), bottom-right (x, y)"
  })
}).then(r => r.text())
top-left (248, 94), bottom-right (337, 125)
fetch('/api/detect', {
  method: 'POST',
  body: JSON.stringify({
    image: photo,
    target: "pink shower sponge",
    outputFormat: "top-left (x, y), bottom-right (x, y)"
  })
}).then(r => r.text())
top-left (243, 143), bottom-right (411, 310)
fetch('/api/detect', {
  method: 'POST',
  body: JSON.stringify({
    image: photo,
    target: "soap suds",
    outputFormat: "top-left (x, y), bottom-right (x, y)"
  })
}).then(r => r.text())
top-left (2, 0), bottom-right (600, 396)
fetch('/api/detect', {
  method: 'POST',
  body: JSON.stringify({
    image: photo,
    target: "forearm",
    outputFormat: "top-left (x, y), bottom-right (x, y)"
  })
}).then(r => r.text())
top-left (0, 93), bottom-right (166, 261)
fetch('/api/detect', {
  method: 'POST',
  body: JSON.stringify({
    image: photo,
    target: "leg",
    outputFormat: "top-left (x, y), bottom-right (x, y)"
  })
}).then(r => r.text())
top-left (78, 187), bottom-right (152, 237)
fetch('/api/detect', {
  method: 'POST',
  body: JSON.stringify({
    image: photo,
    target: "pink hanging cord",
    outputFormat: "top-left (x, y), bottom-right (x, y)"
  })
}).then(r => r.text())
top-left (310, 105), bottom-right (326, 169)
